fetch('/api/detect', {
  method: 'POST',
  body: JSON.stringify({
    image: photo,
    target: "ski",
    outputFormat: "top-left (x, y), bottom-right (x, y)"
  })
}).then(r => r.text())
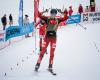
top-left (35, 68), bottom-right (38, 72)
top-left (47, 69), bottom-right (57, 76)
top-left (34, 68), bottom-right (57, 76)
top-left (35, 63), bottom-right (40, 72)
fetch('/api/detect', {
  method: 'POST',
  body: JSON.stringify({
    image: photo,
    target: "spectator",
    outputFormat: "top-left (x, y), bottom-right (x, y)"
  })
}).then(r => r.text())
top-left (23, 14), bottom-right (30, 38)
top-left (89, 2), bottom-right (95, 12)
top-left (78, 4), bottom-right (83, 14)
top-left (1, 14), bottom-right (7, 30)
top-left (23, 14), bottom-right (29, 25)
top-left (68, 6), bottom-right (73, 16)
top-left (64, 8), bottom-right (68, 15)
top-left (9, 14), bottom-right (13, 26)
top-left (85, 6), bottom-right (90, 12)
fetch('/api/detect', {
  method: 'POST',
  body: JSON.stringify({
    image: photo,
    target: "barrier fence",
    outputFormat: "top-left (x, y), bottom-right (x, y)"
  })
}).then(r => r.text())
top-left (0, 22), bottom-right (34, 50)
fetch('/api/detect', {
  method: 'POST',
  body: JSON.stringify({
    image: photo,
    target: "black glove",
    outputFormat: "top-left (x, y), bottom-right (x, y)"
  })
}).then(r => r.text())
top-left (57, 9), bottom-right (61, 13)
top-left (45, 9), bottom-right (49, 12)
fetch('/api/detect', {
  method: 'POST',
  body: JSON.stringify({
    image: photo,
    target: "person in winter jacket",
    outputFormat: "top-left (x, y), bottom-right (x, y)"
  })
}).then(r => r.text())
top-left (89, 2), bottom-right (95, 12)
top-left (35, 9), bottom-right (68, 72)
top-left (85, 6), bottom-right (90, 12)
top-left (68, 6), bottom-right (73, 16)
top-left (23, 14), bottom-right (30, 38)
top-left (78, 4), bottom-right (83, 14)
top-left (9, 14), bottom-right (13, 26)
top-left (1, 14), bottom-right (7, 30)
top-left (36, 19), bottom-right (48, 53)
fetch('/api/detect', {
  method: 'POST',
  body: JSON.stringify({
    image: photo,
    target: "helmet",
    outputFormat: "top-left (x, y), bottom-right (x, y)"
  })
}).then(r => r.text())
top-left (50, 9), bottom-right (57, 15)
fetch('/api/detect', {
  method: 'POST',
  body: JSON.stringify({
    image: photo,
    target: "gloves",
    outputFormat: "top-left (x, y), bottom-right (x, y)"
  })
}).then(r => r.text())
top-left (45, 9), bottom-right (49, 12)
top-left (57, 9), bottom-right (62, 13)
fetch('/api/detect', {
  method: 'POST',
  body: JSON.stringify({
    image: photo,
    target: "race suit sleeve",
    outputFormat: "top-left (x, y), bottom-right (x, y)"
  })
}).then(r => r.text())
top-left (38, 11), bottom-right (48, 23)
top-left (58, 12), bottom-right (69, 24)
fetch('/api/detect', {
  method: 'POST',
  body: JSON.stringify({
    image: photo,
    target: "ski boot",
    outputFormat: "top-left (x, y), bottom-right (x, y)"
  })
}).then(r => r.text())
top-left (48, 64), bottom-right (56, 75)
top-left (48, 64), bottom-right (53, 72)
top-left (35, 63), bottom-right (40, 72)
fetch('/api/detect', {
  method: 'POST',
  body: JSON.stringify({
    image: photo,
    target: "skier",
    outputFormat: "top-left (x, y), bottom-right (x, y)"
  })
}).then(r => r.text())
top-left (35, 8), bottom-right (68, 74)
top-left (36, 19), bottom-right (48, 53)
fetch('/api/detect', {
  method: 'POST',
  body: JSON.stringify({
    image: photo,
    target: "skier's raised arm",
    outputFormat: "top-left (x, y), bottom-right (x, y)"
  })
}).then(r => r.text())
top-left (38, 9), bottom-right (49, 21)
top-left (57, 9), bottom-right (69, 23)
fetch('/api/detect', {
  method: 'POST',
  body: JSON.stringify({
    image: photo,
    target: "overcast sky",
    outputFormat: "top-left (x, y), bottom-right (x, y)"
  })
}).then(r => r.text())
top-left (0, 0), bottom-right (100, 28)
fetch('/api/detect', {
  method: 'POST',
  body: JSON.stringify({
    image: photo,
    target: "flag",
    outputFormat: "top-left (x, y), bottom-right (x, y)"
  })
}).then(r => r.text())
top-left (34, 0), bottom-right (40, 23)
top-left (18, 0), bottom-right (23, 27)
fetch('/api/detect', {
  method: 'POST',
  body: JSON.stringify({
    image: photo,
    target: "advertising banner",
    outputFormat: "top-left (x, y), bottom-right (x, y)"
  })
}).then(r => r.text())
top-left (5, 22), bottom-right (34, 41)
top-left (81, 12), bottom-right (100, 23)
top-left (0, 31), bottom-right (5, 42)
top-left (67, 14), bottom-right (81, 24)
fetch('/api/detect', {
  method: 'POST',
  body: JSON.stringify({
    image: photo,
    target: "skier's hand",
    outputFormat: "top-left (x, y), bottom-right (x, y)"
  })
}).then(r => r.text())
top-left (45, 9), bottom-right (49, 12)
top-left (57, 9), bottom-right (62, 13)
top-left (41, 9), bottom-right (49, 14)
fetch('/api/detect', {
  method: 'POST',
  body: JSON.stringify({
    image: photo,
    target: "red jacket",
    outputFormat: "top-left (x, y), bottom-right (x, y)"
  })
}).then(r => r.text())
top-left (39, 24), bottom-right (46, 35)
top-left (38, 11), bottom-right (68, 24)
top-left (69, 9), bottom-right (73, 16)
top-left (90, 5), bottom-right (95, 12)
top-left (78, 6), bottom-right (83, 14)
top-left (64, 10), bottom-right (68, 15)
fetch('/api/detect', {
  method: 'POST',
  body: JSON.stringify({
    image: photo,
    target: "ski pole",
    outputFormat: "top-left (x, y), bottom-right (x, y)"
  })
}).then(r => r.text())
top-left (69, 18), bottom-right (87, 30)
top-left (35, 23), bottom-right (37, 54)
top-left (93, 42), bottom-right (100, 53)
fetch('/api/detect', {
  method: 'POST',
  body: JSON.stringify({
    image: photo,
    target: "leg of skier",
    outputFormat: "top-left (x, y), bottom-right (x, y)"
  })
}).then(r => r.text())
top-left (47, 37), bottom-right (57, 75)
top-left (40, 36), bottom-right (42, 52)
top-left (49, 38), bottom-right (57, 71)
top-left (43, 36), bottom-right (48, 54)
top-left (35, 37), bottom-right (50, 71)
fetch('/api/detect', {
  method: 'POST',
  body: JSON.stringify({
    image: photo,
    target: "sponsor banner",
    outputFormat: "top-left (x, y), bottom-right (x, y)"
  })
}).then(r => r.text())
top-left (67, 14), bottom-right (81, 24)
top-left (6, 26), bottom-right (21, 41)
top-left (0, 31), bottom-right (5, 42)
top-left (5, 22), bottom-right (34, 41)
top-left (20, 22), bottom-right (34, 35)
top-left (81, 12), bottom-right (100, 23)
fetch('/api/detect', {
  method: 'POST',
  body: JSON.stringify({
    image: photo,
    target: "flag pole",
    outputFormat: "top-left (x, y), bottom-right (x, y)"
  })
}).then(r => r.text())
top-left (34, 0), bottom-right (40, 54)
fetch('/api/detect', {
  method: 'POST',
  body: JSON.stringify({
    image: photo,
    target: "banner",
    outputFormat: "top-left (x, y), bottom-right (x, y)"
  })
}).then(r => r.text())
top-left (0, 31), bottom-right (5, 42)
top-left (81, 12), bottom-right (100, 23)
top-left (6, 26), bottom-right (21, 41)
top-left (18, 0), bottom-right (23, 27)
top-left (67, 14), bottom-right (81, 24)
top-left (20, 22), bottom-right (34, 35)
top-left (5, 22), bottom-right (34, 41)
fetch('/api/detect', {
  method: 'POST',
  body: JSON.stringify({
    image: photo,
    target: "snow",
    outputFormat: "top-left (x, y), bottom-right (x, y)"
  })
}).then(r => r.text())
top-left (0, 23), bottom-right (100, 80)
